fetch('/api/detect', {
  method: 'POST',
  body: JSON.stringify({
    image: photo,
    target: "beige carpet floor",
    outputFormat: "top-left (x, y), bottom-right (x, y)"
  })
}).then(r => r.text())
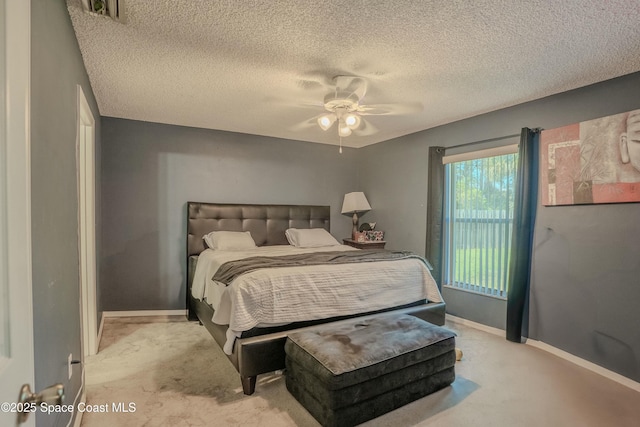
top-left (80, 316), bottom-right (640, 427)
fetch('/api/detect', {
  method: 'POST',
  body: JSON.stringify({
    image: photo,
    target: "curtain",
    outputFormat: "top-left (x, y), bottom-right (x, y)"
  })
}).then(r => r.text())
top-left (506, 128), bottom-right (539, 342)
top-left (425, 146), bottom-right (445, 289)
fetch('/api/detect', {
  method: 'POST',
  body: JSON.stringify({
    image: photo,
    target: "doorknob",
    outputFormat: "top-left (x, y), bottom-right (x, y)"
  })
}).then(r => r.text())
top-left (16, 383), bottom-right (64, 424)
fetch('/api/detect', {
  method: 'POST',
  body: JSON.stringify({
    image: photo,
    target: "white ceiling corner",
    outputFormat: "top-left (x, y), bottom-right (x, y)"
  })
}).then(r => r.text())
top-left (67, 0), bottom-right (640, 148)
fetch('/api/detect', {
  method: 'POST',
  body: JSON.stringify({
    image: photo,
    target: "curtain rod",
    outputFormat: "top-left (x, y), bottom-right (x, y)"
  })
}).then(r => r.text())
top-left (445, 133), bottom-right (521, 151)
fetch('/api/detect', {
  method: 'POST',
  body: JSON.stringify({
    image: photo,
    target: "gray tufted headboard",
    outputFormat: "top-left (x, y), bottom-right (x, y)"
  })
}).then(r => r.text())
top-left (187, 202), bottom-right (331, 257)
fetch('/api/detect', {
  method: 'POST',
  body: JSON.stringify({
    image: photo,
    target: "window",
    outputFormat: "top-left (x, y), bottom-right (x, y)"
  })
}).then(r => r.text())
top-left (443, 147), bottom-right (518, 298)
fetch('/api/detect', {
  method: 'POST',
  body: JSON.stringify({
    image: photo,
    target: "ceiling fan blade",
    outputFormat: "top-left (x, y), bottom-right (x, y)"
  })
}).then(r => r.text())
top-left (295, 79), bottom-right (327, 91)
top-left (296, 70), bottom-right (337, 90)
top-left (333, 76), bottom-right (367, 101)
top-left (353, 118), bottom-right (379, 136)
top-left (290, 115), bottom-right (321, 132)
top-left (357, 102), bottom-right (423, 116)
top-left (264, 96), bottom-right (324, 109)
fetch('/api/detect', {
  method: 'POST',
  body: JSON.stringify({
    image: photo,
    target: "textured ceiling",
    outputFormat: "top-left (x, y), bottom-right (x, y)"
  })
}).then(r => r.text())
top-left (67, 0), bottom-right (640, 148)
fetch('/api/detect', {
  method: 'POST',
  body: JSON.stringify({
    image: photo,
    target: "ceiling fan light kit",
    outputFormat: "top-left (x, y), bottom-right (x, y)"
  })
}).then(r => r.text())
top-left (318, 90), bottom-right (364, 138)
top-left (320, 109), bottom-right (361, 137)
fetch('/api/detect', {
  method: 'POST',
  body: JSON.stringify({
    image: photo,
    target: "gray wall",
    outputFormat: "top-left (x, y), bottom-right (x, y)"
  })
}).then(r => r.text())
top-left (359, 72), bottom-right (640, 382)
top-left (100, 118), bottom-right (358, 311)
top-left (31, 1), bottom-right (102, 426)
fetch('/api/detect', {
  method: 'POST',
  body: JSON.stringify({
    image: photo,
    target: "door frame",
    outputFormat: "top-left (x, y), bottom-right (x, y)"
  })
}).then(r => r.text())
top-left (77, 85), bottom-right (97, 357)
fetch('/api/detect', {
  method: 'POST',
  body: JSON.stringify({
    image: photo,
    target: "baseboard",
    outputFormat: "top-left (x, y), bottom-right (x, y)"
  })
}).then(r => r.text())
top-left (525, 339), bottom-right (640, 393)
top-left (102, 310), bottom-right (187, 318)
top-left (446, 314), bottom-right (505, 337)
top-left (446, 314), bottom-right (640, 393)
top-left (66, 366), bottom-right (85, 427)
top-left (72, 388), bottom-right (86, 427)
top-left (96, 313), bottom-right (105, 353)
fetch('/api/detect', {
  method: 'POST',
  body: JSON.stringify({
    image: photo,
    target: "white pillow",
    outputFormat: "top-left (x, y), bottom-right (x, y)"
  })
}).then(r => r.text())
top-left (285, 228), bottom-right (340, 248)
top-left (203, 231), bottom-right (257, 250)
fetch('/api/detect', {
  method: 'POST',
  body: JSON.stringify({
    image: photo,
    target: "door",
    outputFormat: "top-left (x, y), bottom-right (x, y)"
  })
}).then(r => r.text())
top-left (0, 1), bottom-right (36, 426)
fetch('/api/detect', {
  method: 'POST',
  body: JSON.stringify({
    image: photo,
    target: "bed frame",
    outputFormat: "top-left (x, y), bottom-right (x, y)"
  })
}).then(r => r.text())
top-left (186, 202), bottom-right (446, 395)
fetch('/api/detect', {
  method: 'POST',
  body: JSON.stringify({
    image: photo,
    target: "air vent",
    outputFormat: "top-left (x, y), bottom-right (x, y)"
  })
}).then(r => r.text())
top-left (82, 0), bottom-right (122, 21)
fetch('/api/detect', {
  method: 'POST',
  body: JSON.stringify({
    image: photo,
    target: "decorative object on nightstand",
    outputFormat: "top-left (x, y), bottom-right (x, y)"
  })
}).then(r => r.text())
top-left (366, 230), bottom-right (385, 241)
top-left (358, 222), bottom-right (376, 232)
top-left (353, 232), bottom-right (367, 243)
top-left (341, 192), bottom-right (371, 240)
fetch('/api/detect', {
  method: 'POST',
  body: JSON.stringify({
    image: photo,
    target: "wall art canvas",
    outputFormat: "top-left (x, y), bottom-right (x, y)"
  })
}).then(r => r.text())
top-left (540, 109), bottom-right (640, 206)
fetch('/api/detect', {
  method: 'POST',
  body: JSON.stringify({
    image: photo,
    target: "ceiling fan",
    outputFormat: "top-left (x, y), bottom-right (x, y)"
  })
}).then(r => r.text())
top-left (291, 76), bottom-right (423, 145)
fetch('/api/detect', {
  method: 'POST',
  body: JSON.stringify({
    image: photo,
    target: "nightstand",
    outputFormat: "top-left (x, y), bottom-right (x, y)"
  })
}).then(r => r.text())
top-left (343, 238), bottom-right (386, 250)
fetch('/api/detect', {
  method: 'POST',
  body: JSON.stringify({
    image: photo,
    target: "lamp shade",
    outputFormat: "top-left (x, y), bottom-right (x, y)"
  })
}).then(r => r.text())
top-left (341, 192), bottom-right (371, 214)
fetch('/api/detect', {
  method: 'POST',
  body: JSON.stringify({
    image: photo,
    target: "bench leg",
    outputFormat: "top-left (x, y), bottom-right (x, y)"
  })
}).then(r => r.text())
top-left (241, 376), bottom-right (256, 395)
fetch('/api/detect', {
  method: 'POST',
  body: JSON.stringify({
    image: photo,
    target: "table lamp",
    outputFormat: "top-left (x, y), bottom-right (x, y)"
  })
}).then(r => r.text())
top-left (341, 192), bottom-right (371, 239)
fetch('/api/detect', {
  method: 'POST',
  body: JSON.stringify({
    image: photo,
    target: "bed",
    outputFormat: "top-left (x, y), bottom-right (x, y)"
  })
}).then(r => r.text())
top-left (186, 202), bottom-right (446, 395)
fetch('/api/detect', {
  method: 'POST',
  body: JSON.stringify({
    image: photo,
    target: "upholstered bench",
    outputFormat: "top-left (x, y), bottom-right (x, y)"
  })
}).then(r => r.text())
top-left (284, 313), bottom-right (456, 427)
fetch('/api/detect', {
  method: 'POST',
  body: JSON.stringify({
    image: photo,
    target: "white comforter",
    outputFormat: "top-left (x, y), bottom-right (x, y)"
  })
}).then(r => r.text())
top-left (191, 245), bottom-right (442, 354)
